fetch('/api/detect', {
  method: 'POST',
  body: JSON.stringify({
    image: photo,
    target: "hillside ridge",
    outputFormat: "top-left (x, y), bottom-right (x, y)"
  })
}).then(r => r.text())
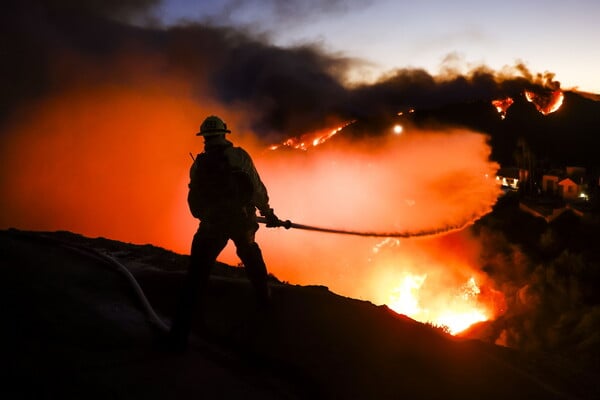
top-left (1, 228), bottom-right (596, 399)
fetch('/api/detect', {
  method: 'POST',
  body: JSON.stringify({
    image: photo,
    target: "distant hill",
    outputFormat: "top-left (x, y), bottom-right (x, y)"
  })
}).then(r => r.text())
top-left (343, 90), bottom-right (600, 171)
top-left (2, 228), bottom-right (597, 399)
top-left (415, 91), bottom-right (600, 170)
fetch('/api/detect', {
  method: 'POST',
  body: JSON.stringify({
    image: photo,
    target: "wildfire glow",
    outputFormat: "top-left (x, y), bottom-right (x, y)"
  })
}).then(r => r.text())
top-left (524, 90), bottom-right (564, 115)
top-left (492, 90), bottom-right (564, 119)
top-left (388, 274), bottom-right (427, 316)
top-left (254, 125), bottom-right (503, 335)
top-left (491, 97), bottom-right (514, 119)
top-left (437, 310), bottom-right (487, 335)
top-left (386, 273), bottom-right (490, 334)
top-left (0, 80), bottom-right (504, 338)
top-left (269, 120), bottom-right (355, 151)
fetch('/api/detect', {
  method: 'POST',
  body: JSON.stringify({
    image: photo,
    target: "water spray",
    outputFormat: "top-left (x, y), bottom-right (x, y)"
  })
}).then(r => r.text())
top-left (256, 216), bottom-right (473, 238)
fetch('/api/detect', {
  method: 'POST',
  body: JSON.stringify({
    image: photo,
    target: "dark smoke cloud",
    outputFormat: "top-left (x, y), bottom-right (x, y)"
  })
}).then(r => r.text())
top-left (0, 0), bottom-right (354, 138)
top-left (1, 0), bottom-right (562, 140)
top-left (210, 41), bottom-right (351, 137)
top-left (27, 0), bottom-right (159, 21)
top-left (0, 0), bottom-right (158, 123)
top-left (348, 63), bottom-right (562, 119)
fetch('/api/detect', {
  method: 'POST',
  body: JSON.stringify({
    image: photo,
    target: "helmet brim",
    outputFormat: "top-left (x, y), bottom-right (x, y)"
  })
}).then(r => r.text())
top-left (196, 129), bottom-right (231, 136)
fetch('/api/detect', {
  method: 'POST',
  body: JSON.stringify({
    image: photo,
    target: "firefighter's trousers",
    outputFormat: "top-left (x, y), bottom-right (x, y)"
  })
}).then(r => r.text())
top-left (169, 216), bottom-right (270, 347)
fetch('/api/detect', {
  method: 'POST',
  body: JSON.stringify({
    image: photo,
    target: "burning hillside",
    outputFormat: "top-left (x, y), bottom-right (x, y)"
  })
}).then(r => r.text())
top-left (491, 97), bottom-right (515, 120)
top-left (491, 89), bottom-right (564, 119)
top-left (268, 120), bottom-right (356, 151)
top-left (524, 89), bottom-right (564, 115)
top-left (256, 125), bottom-right (502, 334)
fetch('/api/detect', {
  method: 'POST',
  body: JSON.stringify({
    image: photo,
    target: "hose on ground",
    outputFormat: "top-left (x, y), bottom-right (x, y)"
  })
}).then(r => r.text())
top-left (6, 229), bottom-right (169, 332)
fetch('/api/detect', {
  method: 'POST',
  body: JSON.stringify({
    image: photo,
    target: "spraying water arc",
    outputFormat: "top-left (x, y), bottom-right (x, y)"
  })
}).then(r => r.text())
top-left (256, 216), bottom-right (474, 238)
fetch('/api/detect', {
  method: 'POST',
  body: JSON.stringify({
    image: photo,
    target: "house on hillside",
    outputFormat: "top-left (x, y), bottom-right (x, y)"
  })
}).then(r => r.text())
top-left (496, 167), bottom-right (528, 191)
top-left (519, 166), bottom-right (596, 222)
top-left (541, 167), bottom-right (587, 201)
top-left (558, 178), bottom-right (580, 201)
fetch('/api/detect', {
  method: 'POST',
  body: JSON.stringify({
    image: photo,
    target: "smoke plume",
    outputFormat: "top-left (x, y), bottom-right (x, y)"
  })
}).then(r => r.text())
top-left (1, 0), bottom-right (562, 137)
top-left (465, 209), bottom-right (600, 367)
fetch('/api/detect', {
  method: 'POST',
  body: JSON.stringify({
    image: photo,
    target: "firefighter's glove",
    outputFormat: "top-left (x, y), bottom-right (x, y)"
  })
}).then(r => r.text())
top-left (263, 209), bottom-right (281, 228)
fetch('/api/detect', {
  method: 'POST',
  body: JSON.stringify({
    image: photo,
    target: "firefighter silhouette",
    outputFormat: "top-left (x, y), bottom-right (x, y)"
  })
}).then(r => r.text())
top-left (167, 115), bottom-right (281, 351)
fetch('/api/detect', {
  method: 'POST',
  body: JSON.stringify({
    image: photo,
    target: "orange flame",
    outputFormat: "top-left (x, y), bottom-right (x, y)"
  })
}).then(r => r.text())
top-left (491, 97), bottom-right (514, 120)
top-left (524, 90), bottom-right (564, 115)
top-left (387, 275), bottom-right (490, 335)
top-left (269, 120), bottom-right (355, 151)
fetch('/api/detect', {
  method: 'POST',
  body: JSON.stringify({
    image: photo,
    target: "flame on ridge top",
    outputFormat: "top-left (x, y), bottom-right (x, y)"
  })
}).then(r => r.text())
top-left (524, 90), bottom-right (564, 115)
top-left (491, 97), bottom-right (514, 120)
top-left (492, 90), bottom-right (564, 119)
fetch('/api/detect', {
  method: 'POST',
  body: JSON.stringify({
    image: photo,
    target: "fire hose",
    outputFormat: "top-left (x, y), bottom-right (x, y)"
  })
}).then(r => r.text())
top-left (6, 229), bottom-right (170, 333)
top-left (256, 216), bottom-right (471, 238)
top-left (7, 213), bottom-right (472, 335)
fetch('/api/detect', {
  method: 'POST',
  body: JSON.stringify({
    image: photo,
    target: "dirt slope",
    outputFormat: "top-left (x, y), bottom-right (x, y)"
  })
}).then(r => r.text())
top-left (1, 229), bottom-right (596, 399)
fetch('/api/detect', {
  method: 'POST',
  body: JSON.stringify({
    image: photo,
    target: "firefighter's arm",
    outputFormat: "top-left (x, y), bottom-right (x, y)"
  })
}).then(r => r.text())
top-left (230, 148), bottom-right (270, 212)
top-left (230, 147), bottom-right (281, 226)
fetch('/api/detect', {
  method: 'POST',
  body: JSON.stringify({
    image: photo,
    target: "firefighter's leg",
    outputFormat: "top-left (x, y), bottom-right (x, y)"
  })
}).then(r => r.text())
top-left (232, 227), bottom-right (271, 307)
top-left (168, 223), bottom-right (228, 349)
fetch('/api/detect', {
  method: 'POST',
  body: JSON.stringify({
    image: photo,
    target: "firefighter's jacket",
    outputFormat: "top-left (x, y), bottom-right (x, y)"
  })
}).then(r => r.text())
top-left (189, 138), bottom-right (271, 217)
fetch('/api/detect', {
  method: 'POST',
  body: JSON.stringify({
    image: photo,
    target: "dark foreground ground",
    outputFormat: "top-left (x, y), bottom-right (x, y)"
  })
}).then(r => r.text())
top-left (1, 229), bottom-right (597, 399)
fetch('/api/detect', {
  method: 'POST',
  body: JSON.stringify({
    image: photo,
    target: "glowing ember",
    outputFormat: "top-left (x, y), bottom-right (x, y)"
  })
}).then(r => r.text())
top-left (269, 120), bottom-right (356, 151)
top-left (393, 124), bottom-right (403, 135)
top-left (524, 90), bottom-right (564, 115)
top-left (397, 108), bottom-right (415, 116)
top-left (387, 275), bottom-right (490, 335)
top-left (491, 97), bottom-right (514, 120)
top-left (372, 238), bottom-right (400, 254)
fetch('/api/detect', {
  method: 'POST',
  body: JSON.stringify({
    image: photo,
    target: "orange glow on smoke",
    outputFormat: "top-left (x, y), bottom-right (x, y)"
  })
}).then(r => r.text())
top-left (491, 97), bottom-right (514, 120)
top-left (0, 83), bottom-right (504, 334)
top-left (524, 90), bottom-right (564, 115)
top-left (0, 78), bottom-right (227, 254)
top-left (253, 126), bottom-right (504, 333)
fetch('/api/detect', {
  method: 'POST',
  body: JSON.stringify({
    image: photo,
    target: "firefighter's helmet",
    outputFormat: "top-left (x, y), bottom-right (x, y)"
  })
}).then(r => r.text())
top-left (196, 115), bottom-right (231, 136)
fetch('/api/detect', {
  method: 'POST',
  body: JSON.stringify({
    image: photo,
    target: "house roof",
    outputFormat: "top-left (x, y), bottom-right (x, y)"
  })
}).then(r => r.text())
top-left (558, 177), bottom-right (577, 186)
